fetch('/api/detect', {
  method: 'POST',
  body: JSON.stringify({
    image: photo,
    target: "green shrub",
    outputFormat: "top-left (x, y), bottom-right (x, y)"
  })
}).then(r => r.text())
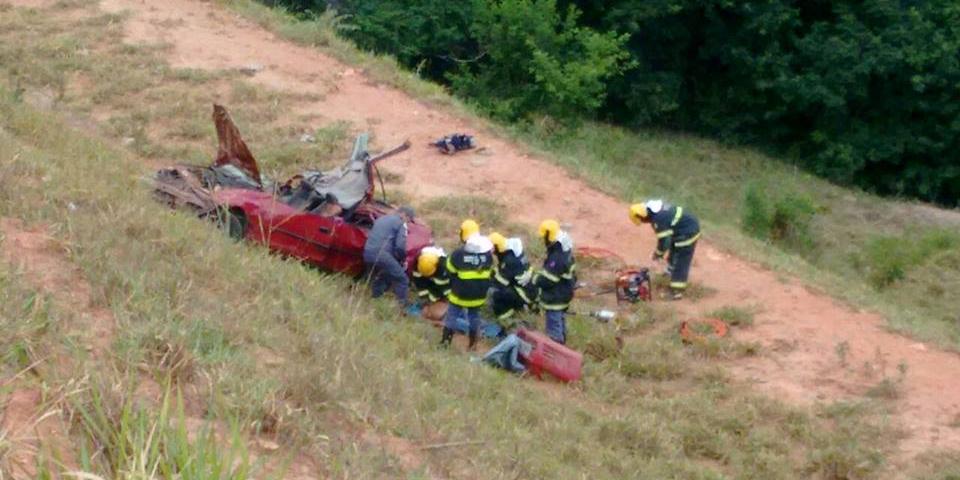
top-left (860, 229), bottom-right (960, 289)
top-left (741, 183), bottom-right (817, 253)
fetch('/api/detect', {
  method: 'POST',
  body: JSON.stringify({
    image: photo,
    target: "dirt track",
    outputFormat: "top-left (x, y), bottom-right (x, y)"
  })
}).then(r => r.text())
top-left (42, 0), bottom-right (960, 460)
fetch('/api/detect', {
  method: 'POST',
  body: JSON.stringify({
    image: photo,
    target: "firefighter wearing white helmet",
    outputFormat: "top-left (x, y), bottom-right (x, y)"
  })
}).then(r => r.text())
top-left (629, 200), bottom-right (701, 300)
top-left (441, 221), bottom-right (494, 350)
top-left (533, 220), bottom-right (576, 344)
top-left (488, 232), bottom-right (536, 331)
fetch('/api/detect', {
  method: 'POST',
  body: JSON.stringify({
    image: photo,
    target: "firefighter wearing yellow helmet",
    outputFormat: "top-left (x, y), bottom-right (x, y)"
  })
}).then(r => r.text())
top-left (629, 200), bottom-right (701, 300)
top-left (411, 246), bottom-right (450, 322)
top-left (459, 219), bottom-right (480, 243)
top-left (442, 220), bottom-right (494, 350)
top-left (533, 219), bottom-right (576, 344)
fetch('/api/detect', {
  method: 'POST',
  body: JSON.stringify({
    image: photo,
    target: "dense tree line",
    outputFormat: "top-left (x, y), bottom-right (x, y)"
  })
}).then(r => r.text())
top-left (266, 0), bottom-right (960, 206)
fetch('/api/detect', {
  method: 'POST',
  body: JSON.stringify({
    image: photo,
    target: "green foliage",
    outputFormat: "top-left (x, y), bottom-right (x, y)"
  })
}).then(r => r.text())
top-left (857, 229), bottom-right (960, 289)
top-left (450, 0), bottom-right (630, 120)
top-left (708, 305), bottom-right (756, 327)
top-left (742, 183), bottom-right (818, 253)
top-left (264, 0), bottom-right (960, 205)
top-left (71, 383), bottom-right (256, 479)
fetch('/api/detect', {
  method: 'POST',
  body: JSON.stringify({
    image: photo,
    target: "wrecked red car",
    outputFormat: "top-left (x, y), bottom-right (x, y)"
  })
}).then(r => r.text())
top-left (154, 105), bottom-right (433, 276)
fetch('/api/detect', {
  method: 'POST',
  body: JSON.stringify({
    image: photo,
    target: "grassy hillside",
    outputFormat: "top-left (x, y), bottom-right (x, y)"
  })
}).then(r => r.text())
top-left (218, 0), bottom-right (960, 348)
top-left (0, 66), bottom-right (909, 480)
top-left (0, 51), bottom-right (899, 480)
top-left (1, 1), bottom-right (959, 478)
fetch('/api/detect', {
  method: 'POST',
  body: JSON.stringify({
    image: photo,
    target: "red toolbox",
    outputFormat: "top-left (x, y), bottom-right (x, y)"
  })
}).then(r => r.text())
top-left (516, 328), bottom-right (583, 382)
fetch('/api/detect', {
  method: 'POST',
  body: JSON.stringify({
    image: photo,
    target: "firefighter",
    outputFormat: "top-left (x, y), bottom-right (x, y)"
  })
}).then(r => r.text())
top-left (629, 200), bottom-right (701, 300)
top-left (363, 206), bottom-right (415, 307)
top-left (488, 232), bottom-right (535, 331)
top-left (441, 224), bottom-right (494, 350)
top-left (533, 220), bottom-right (576, 345)
top-left (411, 246), bottom-right (450, 322)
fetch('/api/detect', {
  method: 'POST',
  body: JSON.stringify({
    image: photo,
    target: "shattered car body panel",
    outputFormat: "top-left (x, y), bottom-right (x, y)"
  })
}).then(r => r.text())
top-left (216, 188), bottom-right (433, 276)
top-left (154, 104), bottom-right (433, 277)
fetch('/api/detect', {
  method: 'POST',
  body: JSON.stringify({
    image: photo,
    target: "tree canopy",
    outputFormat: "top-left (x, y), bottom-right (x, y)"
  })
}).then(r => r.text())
top-left (268, 0), bottom-right (960, 206)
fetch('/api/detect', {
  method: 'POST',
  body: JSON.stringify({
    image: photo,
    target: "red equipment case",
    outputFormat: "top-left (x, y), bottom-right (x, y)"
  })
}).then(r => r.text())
top-left (516, 328), bottom-right (583, 382)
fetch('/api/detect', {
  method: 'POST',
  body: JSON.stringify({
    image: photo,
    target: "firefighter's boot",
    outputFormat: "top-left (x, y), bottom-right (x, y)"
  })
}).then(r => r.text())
top-left (440, 327), bottom-right (454, 348)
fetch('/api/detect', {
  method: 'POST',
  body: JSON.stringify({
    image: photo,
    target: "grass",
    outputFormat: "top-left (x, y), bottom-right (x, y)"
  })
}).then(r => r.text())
top-left (0, 1), bottom-right (950, 477)
top-left (709, 305), bottom-right (758, 328)
top-left (212, 0), bottom-right (960, 349)
top-left (0, 47), bottom-right (895, 480)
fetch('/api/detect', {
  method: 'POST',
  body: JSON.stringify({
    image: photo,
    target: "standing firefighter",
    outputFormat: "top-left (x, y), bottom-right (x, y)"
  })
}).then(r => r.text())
top-left (411, 246), bottom-right (450, 323)
top-left (534, 220), bottom-right (576, 345)
top-left (441, 220), bottom-right (494, 350)
top-left (488, 232), bottom-right (536, 330)
top-left (630, 200), bottom-right (701, 300)
top-left (363, 206), bottom-right (415, 307)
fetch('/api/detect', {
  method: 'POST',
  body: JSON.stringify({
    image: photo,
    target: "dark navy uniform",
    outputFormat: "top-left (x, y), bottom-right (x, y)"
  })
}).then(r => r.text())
top-left (491, 249), bottom-right (536, 322)
top-left (442, 244), bottom-right (493, 348)
top-left (649, 204), bottom-right (701, 292)
top-left (534, 240), bottom-right (576, 343)
top-left (412, 255), bottom-right (450, 303)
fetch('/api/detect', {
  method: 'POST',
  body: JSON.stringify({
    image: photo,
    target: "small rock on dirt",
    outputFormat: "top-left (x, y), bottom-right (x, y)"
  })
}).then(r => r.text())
top-left (299, 133), bottom-right (316, 144)
top-left (239, 63), bottom-right (264, 76)
top-left (122, 137), bottom-right (136, 146)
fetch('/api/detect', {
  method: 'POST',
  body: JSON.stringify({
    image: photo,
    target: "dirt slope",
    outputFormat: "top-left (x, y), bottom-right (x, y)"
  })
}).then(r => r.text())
top-left (92, 0), bottom-right (960, 459)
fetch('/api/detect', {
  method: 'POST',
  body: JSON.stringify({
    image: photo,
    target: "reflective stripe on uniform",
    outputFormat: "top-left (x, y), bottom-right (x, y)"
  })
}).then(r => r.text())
top-left (656, 229), bottom-right (674, 238)
top-left (432, 277), bottom-right (450, 286)
top-left (448, 293), bottom-right (486, 308)
top-left (671, 207), bottom-right (683, 226)
top-left (457, 270), bottom-right (492, 280)
top-left (497, 308), bottom-right (515, 320)
top-left (670, 281), bottom-right (688, 289)
top-left (561, 264), bottom-right (577, 280)
top-left (540, 302), bottom-right (569, 311)
top-left (516, 286), bottom-right (532, 304)
top-left (494, 270), bottom-right (509, 285)
top-left (674, 232), bottom-right (701, 248)
top-left (538, 270), bottom-right (561, 282)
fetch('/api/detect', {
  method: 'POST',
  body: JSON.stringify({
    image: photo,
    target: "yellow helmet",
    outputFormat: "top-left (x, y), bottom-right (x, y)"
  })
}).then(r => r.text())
top-left (629, 203), bottom-right (648, 225)
top-left (417, 252), bottom-right (439, 277)
top-left (488, 232), bottom-right (507, 253)
top-left (538, 219), bottom-right (560, 243)
top-left (459, 219), bottom-right (480, 242)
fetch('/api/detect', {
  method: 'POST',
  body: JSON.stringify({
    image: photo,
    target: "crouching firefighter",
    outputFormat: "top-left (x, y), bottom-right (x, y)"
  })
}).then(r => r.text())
top-left (441, 220), bottom-right (494, 350)
top-left (412, 246), bottom-right (450, 323)
top-left (534, 220), bottom-right (576, 345)
top-left (629, 200), bottom-right (701, 300)
top-left (488, 232), bottom-right (536, 331)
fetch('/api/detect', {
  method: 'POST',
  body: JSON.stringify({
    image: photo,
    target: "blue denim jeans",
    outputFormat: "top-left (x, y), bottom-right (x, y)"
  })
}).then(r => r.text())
top-left (367, 254), bottom-right (408, 306)
top-left (444, 304), bottom-right (482, 336)
top-left (545, 310), bottom-right (566, 344)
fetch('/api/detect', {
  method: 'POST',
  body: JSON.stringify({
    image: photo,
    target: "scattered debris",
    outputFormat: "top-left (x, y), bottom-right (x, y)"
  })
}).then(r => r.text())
top-left (299, 133), bottom-right (316, 144)
top-left (430, 133), bottom-right (475, 155)
top-left (679, 318), bottom-right (729, 344)
top-left (238, 63), bottom-right (264, 76)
